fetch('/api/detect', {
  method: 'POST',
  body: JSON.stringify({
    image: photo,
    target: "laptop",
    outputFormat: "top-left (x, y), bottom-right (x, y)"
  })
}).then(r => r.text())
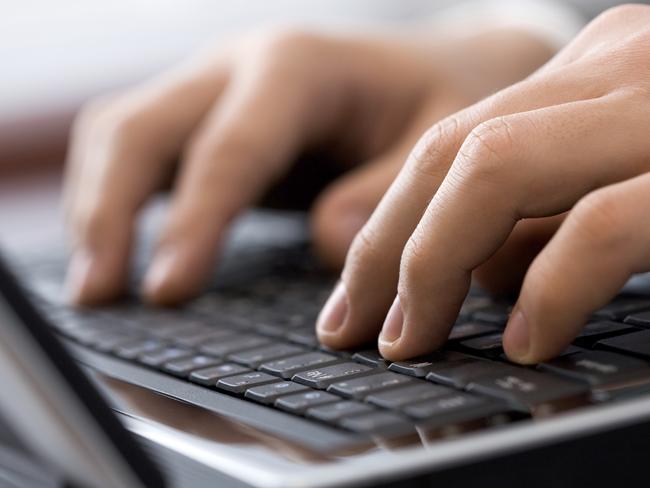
top-left (2, 207), bottom-right (650, 487)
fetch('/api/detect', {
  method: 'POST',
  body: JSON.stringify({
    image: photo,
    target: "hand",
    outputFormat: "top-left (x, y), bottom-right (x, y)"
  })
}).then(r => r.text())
top-left (64, 25), bottom-right (552, 306)
top-left (317, 4), bottom-right (650, 365)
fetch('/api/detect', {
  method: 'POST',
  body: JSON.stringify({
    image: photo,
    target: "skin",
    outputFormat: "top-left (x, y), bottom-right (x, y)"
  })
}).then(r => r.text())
top-left (64, 25), bottom-right (553, 308)
top-left (317, 4), bottom-right (650, 364)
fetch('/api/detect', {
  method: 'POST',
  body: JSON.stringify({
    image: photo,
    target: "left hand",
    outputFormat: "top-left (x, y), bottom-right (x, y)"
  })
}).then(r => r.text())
top-left (317, 4), bottom-right (650, 365)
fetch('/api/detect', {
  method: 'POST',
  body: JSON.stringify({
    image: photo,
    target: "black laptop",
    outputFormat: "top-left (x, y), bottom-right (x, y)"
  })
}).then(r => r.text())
top-left (2, 209), bottom-right (650, 487)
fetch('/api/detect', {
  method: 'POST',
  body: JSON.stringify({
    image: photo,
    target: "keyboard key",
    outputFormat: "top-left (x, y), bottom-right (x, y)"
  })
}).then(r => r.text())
top-left (114, 338), bottom-right (167, 359)
top-left (539, 350), bottom-right (650, 386)
top-left (260, 352), bottom-right (340, 379)
top-left (245, 381), bottom-right (309, 404)
top-left (306, 401), bottom-right (375, 423)
top-left (285, 326), bottom-right (319, 347)
top-left (275, 390), bottom-right (340, 413)
top-left (228, 343), bottom-right (307, 368)
top-left (138, 347), bottom-right (193, 368)
top-left (217, 372), bottom-right (280, 394)
top-left (467, 369), bottom-right (588, 412)
top-left (593, 297), bottom-right (650, 321)
top-left (352, 349), bottom-right (390, 368)
top-left (199, 334), bottom-right (272, 357)
top-left (188, 363), bottom-right (251, 385)
top-left (597, 330), bottom-right (650, 359)
top-left (338, 412), bottom-right (415, 437)
top-left (327, 371), bottom-right (414, 399)
top-left (459, 333), bottom-right (504, 358)
top-left (162, 355), bottom-right (221, 377)
top-left (292, 363), bottom-right (374, 389)
top-left (449, 322), bottom-right (500, 341)
top-left (624, 310), bottom-right (650, 328)
top-left (403, 393), bottom-right (508, 429)
top-left (573, 321), bottom-right (639, 347)
top-left (458, 296), bottom-right (493, 321)
top-left (426, 359), bottom-right (510, 388)
top-left (366, 383), bottom-right (453, 409)
top-left (89, 330), bottom-right (142, 352)
top-left (388, 351), bottom-right (469, 378)
top-left (172, 328), bottom-right (238, 347)
top-left (472, 304), bottom-right (512, 325)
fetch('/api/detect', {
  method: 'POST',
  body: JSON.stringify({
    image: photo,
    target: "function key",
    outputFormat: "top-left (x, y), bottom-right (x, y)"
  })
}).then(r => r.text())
top-left (244, 381), bottom-right (309, 404)
top-left (366, 383), bottom-right (453, 410)
top-left (188, 363), bottom-right (251, 386)
top-left (337, 412), bottom-right (415, 437)
top-left (328, 371), bottom-right (414, 399)
top-left (306, 401), bottom-right (376, 423)
top-left (260, 352), bottom-right (340, 379)
top-left (388, 351), bottom-right (469, 378)
top-left (292, 363), bottom-right (374, 389)
top-left (162, 355), bottom-right (221, 377)
top-left (275, 390), bottom-right (340, 414)
top-left (228, 343), bottom-right (307, 368)
top-left (216, 372), bottom-right (280, 394)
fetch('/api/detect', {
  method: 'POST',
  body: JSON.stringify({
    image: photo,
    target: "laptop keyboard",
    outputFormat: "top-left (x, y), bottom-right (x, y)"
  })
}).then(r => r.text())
top-left (15, 233), bottom-right (650, 443)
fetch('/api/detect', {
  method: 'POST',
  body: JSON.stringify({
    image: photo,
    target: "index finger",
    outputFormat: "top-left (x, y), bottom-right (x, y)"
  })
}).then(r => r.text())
top-left (380, 92), bottom-right (650, 360)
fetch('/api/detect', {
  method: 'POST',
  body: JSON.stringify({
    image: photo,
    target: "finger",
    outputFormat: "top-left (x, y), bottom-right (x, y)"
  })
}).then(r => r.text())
top-left (473, 214), bottom-right (565, 296)
top-left (380, 92), bottom-right (650, 360)
top-left (142, 56), bottom-right (324, 304)
top-left (318, 70), bottom-right (608, 349)
top-left (65, 61), bottom-right (229, 305)
top-left (504, 173), bottom-right (650, 363)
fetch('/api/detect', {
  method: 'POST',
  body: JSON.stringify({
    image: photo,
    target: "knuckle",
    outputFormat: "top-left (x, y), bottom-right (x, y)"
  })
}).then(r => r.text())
top-left (406, 115), bottom-right (463, 181)
top-left (399, 232), bottom-right (431, 288)
top-left (452, 117), bottom-right (518, 183)
top-left (343, 225), bottom-right (385, 276)
top-left (568, 190), bottom-right (629, 249)
top-left (253, 26), bottom-right (322, 60)
top-left (73, 204), bottom-right (117, 243)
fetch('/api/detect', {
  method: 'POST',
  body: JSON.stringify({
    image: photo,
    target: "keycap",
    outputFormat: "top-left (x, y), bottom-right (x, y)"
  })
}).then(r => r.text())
top-left (138, 347), bottom-right (193, 368)
top-left (426, 360), bottom-right (516, 388)
top-left (228, 343), bottom-right (307, 368)
top-left (573, 321), bottom-right (639, 347)
top-left (338, 412), bottom-right (415, 437)
top-left (459, 333), bottom-right (504, 358)
top-left (403, 393), bottom-right (507, 429)
top-left (327, 371), bottom-right (414, 399)
top-left (90, 330), bottom-right (142, 352)
top-left (597, 330), bottom-right (650, 359)
top-left (457, 296), bottom-right (493, 321)
top-left (285, 326), bottom-right (319, 347)
top-left (114, 339), bottom-right (167, 359)
top-left (244, 381), bottom-right (310, 404)
top-left (217, 372), bottom-right (280, 394)
top-left (188, 363), bottom-right (251, 385)
top-left (162, 355), bottom-right (221, 377)
top-left (172, 328), bottom-right (238, 347)
top-left (292, 363), bottom-right (374, 389)
top-left (306, 401), bottom-right (375, 423)
top-left (365, 383), bottom-right (453, 409)
top-left (199, 334), bottom-right (272, 357)
top-left (539, 350), bottom-right (650, 386)
top-left (593, 297), bottom-right (650, 321)
top-left (260, 352), bottom-right (340, 379)
top-left (388, 351), bottom-right (469, 378)
top-left (472, 304), bottom-right (512, 325)
top-left (275, 390), bottom-right (340, 413)
top-left (448, 322), bottom-right (500, 341)
top-left (624, 310), bottom-right (650, 328)
top-left (467, 369), bottom-right (588, 412)
top-left (351, 349), bottom-right (390, 368)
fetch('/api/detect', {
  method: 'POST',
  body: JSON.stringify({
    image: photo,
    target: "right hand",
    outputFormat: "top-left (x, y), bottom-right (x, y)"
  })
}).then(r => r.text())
top-left (63, 26), bottom-right (553, 306)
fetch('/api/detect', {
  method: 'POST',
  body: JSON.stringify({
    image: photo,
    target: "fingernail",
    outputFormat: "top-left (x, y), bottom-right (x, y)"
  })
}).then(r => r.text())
top-left (143, 248), bottom-right (178, 296)
top-left (317, 281), bottom-right (348, 335)
top-left (65, 249), bottom-right (95, 304)
top-left (506, 306), bottom-right (530, 361)
top-left (379, 297), bottom-right (404, 346)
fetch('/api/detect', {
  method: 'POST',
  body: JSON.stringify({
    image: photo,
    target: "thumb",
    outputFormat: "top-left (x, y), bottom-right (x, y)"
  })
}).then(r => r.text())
top-left (311, 154), bottom-right (403, 270)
